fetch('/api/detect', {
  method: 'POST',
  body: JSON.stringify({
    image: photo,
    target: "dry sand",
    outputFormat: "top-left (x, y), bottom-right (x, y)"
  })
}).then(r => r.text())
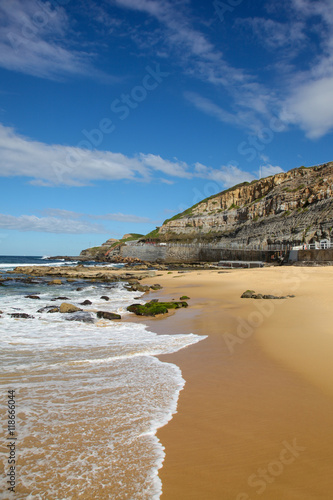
top-left (139, 266), bottom-right (333, 500)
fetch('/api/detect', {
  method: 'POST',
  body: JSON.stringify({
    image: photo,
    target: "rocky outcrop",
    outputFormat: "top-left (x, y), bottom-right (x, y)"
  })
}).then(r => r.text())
top-left (240, 290), bottom-right (295, 299)
top-left (80, 234), bottom-right (144, 262)
top-left (9, 266), bottom-right (156, 281)
top-left (127, 300), bottom-right (188, 316)
top-left (157, 162), bottom-right (333, 246)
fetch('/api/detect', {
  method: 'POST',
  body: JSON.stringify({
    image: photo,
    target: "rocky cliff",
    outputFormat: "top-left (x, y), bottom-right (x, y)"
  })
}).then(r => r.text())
top-left (156, 162), bottom-right (333, 246)
top-left (80, 234), bottom-right (143, 261)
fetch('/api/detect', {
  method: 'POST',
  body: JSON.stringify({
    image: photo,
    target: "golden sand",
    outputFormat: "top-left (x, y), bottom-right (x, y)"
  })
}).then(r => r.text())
top-left (139, 267), bottom-right (333, 499)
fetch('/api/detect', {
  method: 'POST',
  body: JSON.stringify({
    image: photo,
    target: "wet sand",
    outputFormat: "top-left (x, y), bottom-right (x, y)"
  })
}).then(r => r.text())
top-left (140, 267), bottom-right (333, 499)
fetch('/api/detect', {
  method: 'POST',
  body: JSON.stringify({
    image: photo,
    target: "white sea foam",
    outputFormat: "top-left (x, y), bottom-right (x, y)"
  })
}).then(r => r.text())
top-left (0, 262), bottom-right (66, 270)
top-left (0, 277), bottom-right (206, 499)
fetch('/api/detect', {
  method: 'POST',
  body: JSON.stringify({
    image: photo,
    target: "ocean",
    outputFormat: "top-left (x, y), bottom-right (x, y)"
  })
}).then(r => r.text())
top-left (0, 256), bottom-right (205, 499)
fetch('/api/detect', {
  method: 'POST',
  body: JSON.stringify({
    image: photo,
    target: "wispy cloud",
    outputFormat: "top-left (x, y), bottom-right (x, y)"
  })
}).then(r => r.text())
top-left (237, 0), bottom-right (333, 139)
top-left (114, 0), bottom-right (333, 140)
top-left (92, 213), bottom-right (159, 224)
top-left (279, 0), bottom-right (333, 138)
top-left (184, 92), bottom-right (241, 127)
top-left (112, 0), bottom-right (245, 85)
top-left (0, 214), bottom-right (106, 234)
top-left (238, 16), bottom-right (306, 51)
top-left (0, 122), bottom-right (272, 190)
top-left (259, 164), bottom-right (284, 178)
top-left (194, 163), bottom-right (256, 186)
top-left (0, 123), bottom-right (201, 185)
top-left (110, 0), bottom-right (281, 134)
top-left (139, 153), bottom-right (191, 178)
top-left (0, 0), bottom-right (97, 79)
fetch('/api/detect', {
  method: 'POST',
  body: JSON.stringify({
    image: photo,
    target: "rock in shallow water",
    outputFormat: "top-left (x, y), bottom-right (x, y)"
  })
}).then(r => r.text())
top-left (66, 312), bottom-right (94, 323)
top-left (10, 313), bottom-right (34, 319)
top-left (96, 311), bottom-right (121, 320)
top-left (59, 303), bottom-right (82, 313)
top-left (37, 306), bottom-right (60, 313)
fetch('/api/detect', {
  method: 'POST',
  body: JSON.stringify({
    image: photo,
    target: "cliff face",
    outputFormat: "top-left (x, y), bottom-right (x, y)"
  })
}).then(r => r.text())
top-left (158, 162), bottom-right (333, 245)
top-left (80, 234), bottom-right (143, 261)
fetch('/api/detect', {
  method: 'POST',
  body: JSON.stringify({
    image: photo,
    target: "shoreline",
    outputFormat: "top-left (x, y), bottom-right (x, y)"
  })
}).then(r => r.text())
top-left (138, 267), bottom-right (333, 499)
top-left (5, 264), bottom-right (333, 498)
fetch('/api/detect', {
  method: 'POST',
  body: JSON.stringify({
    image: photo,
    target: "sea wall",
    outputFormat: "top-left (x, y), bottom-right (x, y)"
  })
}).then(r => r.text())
top-left (298, 249), bottom-right (333, 262)
top-left (120, 244), bottom-right (273, 263)
top-left (120, 244), bottom-right (167, 261)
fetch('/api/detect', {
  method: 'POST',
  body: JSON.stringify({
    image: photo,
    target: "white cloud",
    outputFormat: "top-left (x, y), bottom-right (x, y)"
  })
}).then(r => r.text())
top-left (110, 0), bottom-right (333, 140)
top-left (278, 0), bottom-right (333, 138)
top-left (41, 209), bottom-right (84, 219)
top-left (0, 214), bottom-right (106, 234)
top-left (0, 123), bottom-right (281, 191)
top-left (92, 213), bottom-right (157, 223)
top-left (194, 163), bottom-right (256, 187)
top-left (0, 123), bottom-right (186, 185)
top-left (259, 164), bottom-right (284, 178)
top-left (0, 0), bottom-right (96, 79)
top-left (139, 153), bottom-right (191, 178)
top-left (281, 77), bottom-right (333, 138)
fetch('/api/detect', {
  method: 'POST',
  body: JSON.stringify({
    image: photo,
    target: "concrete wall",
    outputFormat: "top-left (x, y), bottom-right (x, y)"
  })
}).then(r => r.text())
top-left (120, 244), bottom-right (273, 263)
top-left (289, 250), bottom-right (299, 262)
top-left (298, 249), bottom-right (333, 262)
top-left (121, 244), bottom-right (167, 261)
top-left (121, 243), bottom-right (333, 263)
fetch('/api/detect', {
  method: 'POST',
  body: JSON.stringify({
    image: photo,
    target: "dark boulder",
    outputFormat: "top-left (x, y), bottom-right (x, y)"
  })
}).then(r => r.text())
top-left (37, 306), bottom-right (60, 313)
top-left (47, 307), bottom-right (60, 313)
top-left (150, 284), bottom-right (163, 290)
top-left (66, 312), bottom-right (94, 323)
top-left (125, 283), bottom-right (150, 292)
top-left (241, 290), bottom-right (256, 298)
top-left (10, 313), bottom-right (34, 319)
top-left (96, 311), bottom-right (121, 320)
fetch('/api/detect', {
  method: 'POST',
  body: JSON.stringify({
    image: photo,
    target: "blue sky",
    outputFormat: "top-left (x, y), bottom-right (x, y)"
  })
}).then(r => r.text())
top-left (0, 0), bottom-right (332, 255)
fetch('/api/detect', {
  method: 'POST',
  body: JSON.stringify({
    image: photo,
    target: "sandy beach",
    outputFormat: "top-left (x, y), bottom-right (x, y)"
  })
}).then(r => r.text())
top-left (138, 266), bottom-right (333, 499)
